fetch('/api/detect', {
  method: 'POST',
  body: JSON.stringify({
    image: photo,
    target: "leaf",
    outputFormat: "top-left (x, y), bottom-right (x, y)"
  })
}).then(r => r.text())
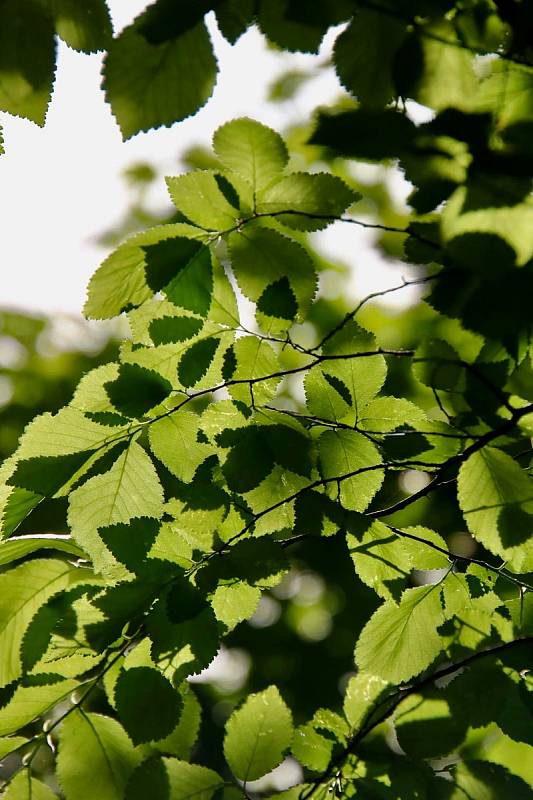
top-left (105, 364), bottom-right (172, 418)
top-left (8, 451), bottom-right (96, 497)
top-left (355, 585), bottom-right (445, 683)
top-left (147, 684), bottom-right (202, 759)
top-left (211, 582), bottom-right (261, 630)
top-left (358, 397), bottom-right (427, 433)
top-left (321, 322), bottom-right (387, 421)
top-left (84, 223), bottom-right (204, 320)
top-left (149, 316), bottom-right (203, 345)
top-left (0, 680), bottom-right (79, 736)
top-left (413, 339), bottom-right (462, 391)
top-left (346, 517), bottom-right (412, 599)
top-left (136, 0), bottom-right (217, 44)
top-left (394, 22), bottom-right (477, 111)
top-left (319, 430), bottom-right (384, 511)
top-left (213, 117), bottom-right (288, 193)
top-left (45, 0), bottom-right (113, 52)
top-left (0, 559), bottom-right (85, 687)
top-left (0, 0), bottom-right (56, 125)
top-left (2, 772), bottom-right (57, 800)
top-left (458, 447), bottom-right (533, 571)
top-left (125, 757), bottom-right (168, 800)
top-left (394, 695), bottom-right (468, 759)
top-left (103, 20), bottom-right (217, 140)
top-left (14, 407), bottom-right (114, 459)
top-left (343, 672), bottom-right (389, 731)
top-left (166, 171), bottom-right (239, 230)
top-left (310, 108), bottom-right (416, 161)
top-left (57, 711), bottom-right (140, 800)
top-left (229, 227), bottom-right (317, 321)
top-left (178, 338), bottom-right (220, 388)
top-left (115, 666), bottom-right (182, 745)
top-left (223, 685), bottom-right (293, 781)
top-left (256, 172), bottom-right (357, 231)
top-left (165, 759), bottom-right (223, 800)
top-left (68, 441), bottom-right (164, 579)
top-left (149, 412), bottom-right (214, 482)
top-left (451, 760), bottom-right (533, 800)
top-left (215, 0), bottom-right (255, 44)
top-left (227, 336), bottom-right (281, 406)
top-left (164, 244), bottom-right (213, 317)
top-left (304, 368), bottom-right (352, 423)
top-left (334, 10), bottom-right (406, 107)
top-left (257, 277), bottom-right (297, 324)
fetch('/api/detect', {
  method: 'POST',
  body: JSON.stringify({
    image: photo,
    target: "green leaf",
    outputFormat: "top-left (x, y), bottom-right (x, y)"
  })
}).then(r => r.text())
top-left (256, 172), bottom-right (357, 230)
top-left (165, 759), bottom-right (223, 800)
top-left (8, 451), bottom-right (96, 496)
top-left (458, 447), bottom-right (533, 571)
top-left (358, 397), bottom-right (427, 433)
top-left (257, 277), bottom-right (297, 325)
top-left (346, 517), bottom-right (412, 600)
top-left (44, 0), bottom-right (113, 52)
top-left (105, 364), bottom-right (172, 418)
top-left (0, 559), bottom-right (85, 687)
top-left (136, 0), bottom-right (217, 44)
top-left (103, 20), bottom-right (217, 140)
top-left (450, 761), bottom-right (533, 800)
top-left (147, 684), bottom-right (202, 759)
top-left (178, 337), bottom-right (220, 388)
top-left (57, 711), bottom-right (140, 800)
top-left (68, 441), bottom-right (164, 579)
top-left (211, 582), bottom-right (261, 630)
top-left (164, 244), bottom-right (213, 317)
top-left (149, 412), bottom-right (214, 482)
top-left (0, 680), bottom-right (79, 736)
top-left (115, 666), bottom-right (182, 745)
top-left (229, 227), bottom-right (317, 321)
top-left (413, 339), bottom-right (462, 391)
top-left (14, 407), bottom-right (114, 459)
top-left (394, 695), bottom-right (468, 759)
top-left (166, 171), bottom-right (239, 230)
top-left (84, 224), bottom-right (205, 320)
top-left (2, 772), bottom-right (57, 800)
top-left (223, 685), bottom-right (293, 781)
top-left (321, 322), bottom-right (387, 421)
top-left (215, 0), bottom-right (255, 44)
top-left (213, 117), bottom-right (288, 194)
top-left (227, 336), bottom-right (281, 405)
top-left (304, 368), bottom-right (352, 423)
top-left (394, 22), bottom-right (476, 111)
top-left (319, 430), bottom-right (384, 512)
top-left (355, 585), bottom-right (445, 683)
top-left (125, 757), bottom-right (168, 800)
top-left (343, 671), bottom-right (389, 731)
top-left (149, 316), bottom-right (203, 345)
top-left (0, 736), bottom-right (29, 760)
top-left (310, 108), bottom-right (416, 161)
top-left (334, 10), bottom-right (406, 107)
top-left (0, 0), bottom-right (56, 126)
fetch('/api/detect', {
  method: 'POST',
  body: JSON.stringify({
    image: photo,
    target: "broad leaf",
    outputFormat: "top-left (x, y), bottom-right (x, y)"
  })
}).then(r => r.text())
top-left (355, 585), bottom-right (445, 683)
top-left (319, 430), bottom-right (384, 511)
top-left (115, 666), bottom-right (182, 745)
top-left (103, 20), bottom-right (217, 140)
top-left (213, 117), bottom-right (288, 193)
top-left (58, 711), bottom-right (140, 800)
top-left (224, 685), bottom-right (293, 781)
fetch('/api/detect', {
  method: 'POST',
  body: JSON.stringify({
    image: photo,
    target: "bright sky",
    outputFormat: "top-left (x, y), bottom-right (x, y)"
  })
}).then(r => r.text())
top-left (0, 2), bottom-right (418, 318)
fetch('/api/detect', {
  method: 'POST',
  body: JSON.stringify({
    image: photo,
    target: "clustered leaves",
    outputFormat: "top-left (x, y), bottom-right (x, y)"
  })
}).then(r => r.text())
top-left (1, 1), bottom-right (533, 798)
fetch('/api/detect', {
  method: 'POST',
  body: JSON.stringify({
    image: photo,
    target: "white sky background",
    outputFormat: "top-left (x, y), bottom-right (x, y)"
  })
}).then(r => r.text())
top-left (0, 2), bottom-right (418, 318)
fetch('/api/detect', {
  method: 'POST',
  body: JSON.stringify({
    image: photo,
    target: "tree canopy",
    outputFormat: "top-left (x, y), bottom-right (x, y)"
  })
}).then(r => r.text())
top-left (0, 1), bottom-right (533, 798)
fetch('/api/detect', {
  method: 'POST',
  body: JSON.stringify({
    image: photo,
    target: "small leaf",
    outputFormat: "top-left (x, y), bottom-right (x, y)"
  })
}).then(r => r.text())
top-left (256, 172), bottom-right (357, 230)
top-left (149, 316), bottom-right (203, 344)
top-left (346, 517), bottom-right (412, 599)
top-left (57, 711), bottom-right (140, 800)
top-left (149, 412), bottom-right (214, 482)
top-left (178, 338), bottom-right (220, 387)
top-left (355, 585), bottom-right (445, 683)
top-left (46, 0), bottom-right (113, 53)
top-left (343, 671), bottom-right (389, 731)
top-left (115, 666), bottom-right (183, 745)
top-left (224, 685), bottom-right (293, 781)
top-left (257, 277), bottom-right (297, 321)
top-left (2, 772), bottom-right (57, 800)
top-left (164, 245), bottom-right (213, 317)
top-left (103, 20), bottom-right (217, 140)
top-left (0, 0), bottom-right (56, 126)
top-left (165, 759), bottom-right (223, 800)
top-left (105, 364), bottom-right (172, 417)
top-left (319, 430), bottom-right (384, 511)
top-left (213, 117), bottom-right (288, 192)
top-left (166, 171), bottom-right (239, 230)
